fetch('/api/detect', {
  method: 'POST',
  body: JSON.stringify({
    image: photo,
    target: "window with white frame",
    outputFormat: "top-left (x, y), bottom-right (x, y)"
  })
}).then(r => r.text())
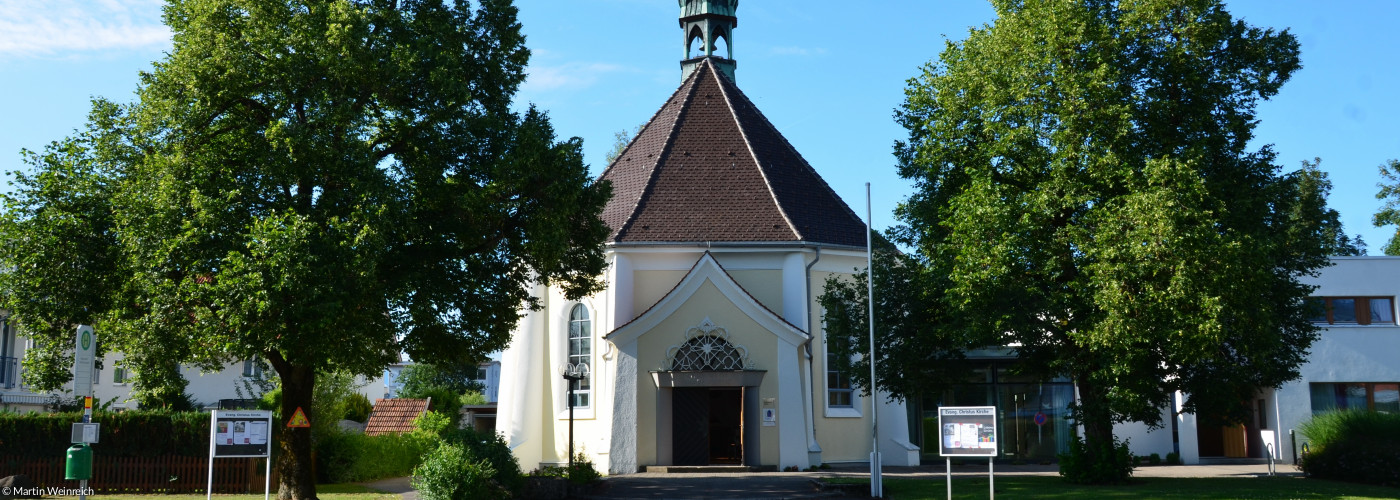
top-left (827, 337), bottom-right (853, 408)
top-left (568, 304), bottom-right (591, 409)
top-left (113, 366), bottom-right (127, 385)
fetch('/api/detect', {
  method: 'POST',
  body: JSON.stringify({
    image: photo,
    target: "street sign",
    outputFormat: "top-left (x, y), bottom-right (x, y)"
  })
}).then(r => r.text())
top-left (287, 407), bottom-right (311, 428)
top-left (938, 406), bottom-right (998, 457)
top-left (72, 326), bottom-right (96, 398)
top-left (1033, 411), bottom-right (1047, 427)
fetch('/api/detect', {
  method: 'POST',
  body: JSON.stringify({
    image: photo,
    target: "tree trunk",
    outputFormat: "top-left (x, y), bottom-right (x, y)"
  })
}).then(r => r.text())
top-left (1075, 375), bottom-right (1116, 464)
top-left (270, 354), bottom-right (317, 500)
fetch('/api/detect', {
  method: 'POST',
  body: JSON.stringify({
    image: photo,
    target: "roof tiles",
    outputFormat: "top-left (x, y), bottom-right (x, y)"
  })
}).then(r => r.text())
top-left (363, 398), bottom-right (431, 436)
top-left (598, 58), bottom-right (867, 247)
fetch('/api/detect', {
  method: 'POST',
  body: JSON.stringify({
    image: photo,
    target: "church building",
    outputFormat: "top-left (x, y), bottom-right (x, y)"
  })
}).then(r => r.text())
top-left (495, 0), bottom-right (920, 473)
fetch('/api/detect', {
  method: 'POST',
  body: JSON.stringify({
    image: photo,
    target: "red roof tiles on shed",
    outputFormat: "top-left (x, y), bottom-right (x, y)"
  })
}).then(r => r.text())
top-left (598, 58), bottom-right (867, 248)
top-left (364, 398), bottom-right (432, 436)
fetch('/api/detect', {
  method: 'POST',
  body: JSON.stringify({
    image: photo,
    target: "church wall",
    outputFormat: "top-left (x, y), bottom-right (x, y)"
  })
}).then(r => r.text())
top-left (632, 270), bottom-right (688, 320)
top-left (725, 270), bottom-right (784, 316)
top-left (633, 280), bottom-right (790, 467)
top-left (808, 271), bottom-right (879, 462)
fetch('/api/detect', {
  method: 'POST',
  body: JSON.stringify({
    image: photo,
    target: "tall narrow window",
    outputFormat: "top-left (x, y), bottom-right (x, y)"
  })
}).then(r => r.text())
top-left (827, 339), bottom-right (853, 408)
top-left (568, 305), bottom-right (591, 409)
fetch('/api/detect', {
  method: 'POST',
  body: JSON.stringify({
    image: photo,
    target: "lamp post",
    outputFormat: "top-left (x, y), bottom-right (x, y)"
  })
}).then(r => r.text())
top-left (560, 363), bottom-right (588, 469)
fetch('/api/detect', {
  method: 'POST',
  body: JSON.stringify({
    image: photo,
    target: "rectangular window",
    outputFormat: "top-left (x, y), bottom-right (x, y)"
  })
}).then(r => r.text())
top-left (113, 367), bottom-right (127, 385)
top-left (242, 359), bottom-right (263, 378)
top-left (1309, 297), bottom-right (1395, 325)
top-left (826, 344), bottom-right (853, 408)
top-left (1310, 382), bottom-right (1400, 413)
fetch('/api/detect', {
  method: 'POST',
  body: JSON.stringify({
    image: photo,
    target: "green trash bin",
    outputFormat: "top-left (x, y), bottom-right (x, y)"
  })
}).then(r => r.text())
top-left (65, 443), bottom-right (93, 480)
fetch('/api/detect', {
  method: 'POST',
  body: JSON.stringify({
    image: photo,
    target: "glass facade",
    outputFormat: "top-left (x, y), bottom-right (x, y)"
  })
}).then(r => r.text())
top-left (914, 361), bottom-right (1074, 462)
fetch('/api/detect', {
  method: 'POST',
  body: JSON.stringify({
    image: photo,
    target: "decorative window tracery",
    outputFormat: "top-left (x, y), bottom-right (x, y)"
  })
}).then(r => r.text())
top-left (665, 318), bottom-right (754, 371)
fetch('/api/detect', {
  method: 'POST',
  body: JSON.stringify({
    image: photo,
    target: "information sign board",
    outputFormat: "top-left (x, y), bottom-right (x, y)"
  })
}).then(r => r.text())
top-left (210, 410), bottom-right (273, 457)
top-left (71, 423), bottom-right (100, 444)
top-left (938, 406), bottom-right (998, 457)
top-left (72, 326), bottom-right (96, 398)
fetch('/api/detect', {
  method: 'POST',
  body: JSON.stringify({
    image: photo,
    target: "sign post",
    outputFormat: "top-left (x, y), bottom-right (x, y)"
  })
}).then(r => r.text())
top-left (72, 326), bottom-right (97, 500)
top-left (938, 406), bottom-right (998, 500)
top-left (207, 410), bottom-right (273, 500)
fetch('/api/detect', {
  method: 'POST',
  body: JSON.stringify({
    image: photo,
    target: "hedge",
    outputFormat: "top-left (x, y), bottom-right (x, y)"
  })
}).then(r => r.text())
top-left (1298, 410), bottom-right (1400, 486)
top-left (0, 410), bottom-right (209, 457)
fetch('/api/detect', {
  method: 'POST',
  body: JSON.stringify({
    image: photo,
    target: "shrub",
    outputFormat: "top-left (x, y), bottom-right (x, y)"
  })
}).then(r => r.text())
top-left (413, 443), bottom-right (502, 500)
top-left (316, 429), bottom-right (435, 483)
top-left (460, 390), bottom-right (488, 406)
top-left (344, 393), bottom-right (373, 423)
top-left (0, 410), bottom-right (207, 457)
top-left (1148, 453), bottom-right (1162, 465)
top-left (1058, 436), bottom-right (1134, 484)
top-left (1165, 452), bottom-right (1181, 465)
top-left (447, 427), bottom-right (524, 492)
top-left (1298, 410), bottom-right (1400, 486)
top-left (566, 452), bottom-right (602, 485)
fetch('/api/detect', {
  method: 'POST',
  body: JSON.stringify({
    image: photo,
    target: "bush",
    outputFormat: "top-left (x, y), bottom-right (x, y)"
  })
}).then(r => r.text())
top-left (566, 452), bottom-right (602, 485)
top-left (1148, 453), bottom-right (1162, 465)
top-left (1298, 410), bottom-right (1400, 486)
top-left (1165, 452), bottom-right (1181, 465)
top-left (413, 443), bottom-right (503, 500)
top-left (1058, 436), bottom-right (1134, 484)
top-left (316, 429), bottom-right (435, 483)
top-left (345, 392), bottom-right (373, 423)
top-left (447, 427), bottom-right (524, 492)
top-left (0, 410), bottom-right (208, 457)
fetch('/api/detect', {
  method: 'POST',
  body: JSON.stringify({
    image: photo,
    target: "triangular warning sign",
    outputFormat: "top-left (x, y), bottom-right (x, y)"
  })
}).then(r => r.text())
top-left (286, 407), bottom-right (311, 428)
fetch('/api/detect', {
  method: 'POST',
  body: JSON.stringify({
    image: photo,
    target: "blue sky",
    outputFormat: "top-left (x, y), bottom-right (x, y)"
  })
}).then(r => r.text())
top-left (2, 1), bottom-right (1397, 252)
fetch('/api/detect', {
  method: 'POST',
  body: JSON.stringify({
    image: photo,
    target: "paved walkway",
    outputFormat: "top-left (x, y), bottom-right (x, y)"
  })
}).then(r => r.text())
top-left (358, 462), bottom-right (1301, 499)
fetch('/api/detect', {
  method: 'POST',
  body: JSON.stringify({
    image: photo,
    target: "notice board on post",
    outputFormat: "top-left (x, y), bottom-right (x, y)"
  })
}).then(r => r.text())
top-left (210, 410), bottom-right (273, 457)
top-left (938, 406), bottom-right (998, 457)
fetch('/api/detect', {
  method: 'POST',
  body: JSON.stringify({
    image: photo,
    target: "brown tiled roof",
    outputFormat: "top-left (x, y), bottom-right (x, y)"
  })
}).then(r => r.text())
top-left (364, 398), bottom-right (431, 436)
top-left (599, 58), bottom-right (867, 247)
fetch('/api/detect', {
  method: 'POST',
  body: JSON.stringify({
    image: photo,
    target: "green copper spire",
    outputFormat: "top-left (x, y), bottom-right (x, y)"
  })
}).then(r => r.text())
top-left (679, 0), bottom-right (737, 82)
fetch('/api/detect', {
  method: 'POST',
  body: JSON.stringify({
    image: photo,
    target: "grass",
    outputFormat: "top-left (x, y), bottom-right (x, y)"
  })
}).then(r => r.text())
top-left (77, 483), bottom-right (399, 500)
top-left (825, 476), bottom-right (1400, 499)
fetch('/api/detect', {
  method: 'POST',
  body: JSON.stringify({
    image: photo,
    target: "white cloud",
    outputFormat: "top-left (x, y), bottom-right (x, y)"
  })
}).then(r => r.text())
top-left (769, 46), bottom-right (827, 57)
top-left (522, 62), bottom-right (629, 93)
top-left (0, 0), bottom-right (171, 58)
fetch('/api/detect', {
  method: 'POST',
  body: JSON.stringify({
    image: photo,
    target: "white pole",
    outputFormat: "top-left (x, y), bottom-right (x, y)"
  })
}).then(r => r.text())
top-left (264, 447), bottom-right (272, 500)
top-left (946, 457), bottom-right (952, 500)
top-left (989, 457), bottom-right (995, 500)
top-left (866, 182), bottom-right (882, 498)
top-left (207, 411), bottom-right (216, 500)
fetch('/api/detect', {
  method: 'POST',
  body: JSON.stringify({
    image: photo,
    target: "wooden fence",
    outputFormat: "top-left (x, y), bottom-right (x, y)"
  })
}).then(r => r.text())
top-left (3, 455), bottom-right (268, 494)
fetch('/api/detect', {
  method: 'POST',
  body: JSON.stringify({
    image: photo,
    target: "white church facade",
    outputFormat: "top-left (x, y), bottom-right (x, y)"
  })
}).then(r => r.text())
top-left (494, 0), bottom-right (920, 474)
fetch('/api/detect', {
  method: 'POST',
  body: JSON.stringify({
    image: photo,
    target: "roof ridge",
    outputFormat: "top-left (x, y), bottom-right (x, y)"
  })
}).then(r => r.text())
top-left (710, 62), bottom-right (869, 239)
top-left (709, 60), bottom-right (804, 241)
top-left (611, 67), bottom-right (704, 241)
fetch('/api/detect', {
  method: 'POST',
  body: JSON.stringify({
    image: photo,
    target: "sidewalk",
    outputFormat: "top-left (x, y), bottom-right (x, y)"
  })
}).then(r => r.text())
top-left (358, 462), bottom-right (1301, 499)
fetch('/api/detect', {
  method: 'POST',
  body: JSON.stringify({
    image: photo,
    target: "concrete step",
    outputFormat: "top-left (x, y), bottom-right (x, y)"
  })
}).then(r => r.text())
top-left (643, 465), bottom-right (779, 473)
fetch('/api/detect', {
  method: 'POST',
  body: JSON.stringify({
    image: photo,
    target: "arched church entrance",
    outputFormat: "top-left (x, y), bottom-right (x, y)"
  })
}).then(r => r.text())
top-left (651, 320), bottom-right (765, 466)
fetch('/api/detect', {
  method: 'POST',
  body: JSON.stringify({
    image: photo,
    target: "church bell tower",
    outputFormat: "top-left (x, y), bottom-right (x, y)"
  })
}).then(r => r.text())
top-left (679, 0), bottom-right (737, 82)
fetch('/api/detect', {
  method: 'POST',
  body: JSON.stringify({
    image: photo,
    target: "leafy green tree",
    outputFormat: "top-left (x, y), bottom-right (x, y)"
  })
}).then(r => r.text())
top-left (888, 0), bottom-right (1343, 481)
top-left (819, 234), bottom-right (971, 400)
top-left (0, 1), bottom-right (609, 498)
top-left (395, 362), bottom-right (485, 398)
top-left (1372, 159), bottom-right (1400, 255)
top-left (603, 124), bottom-right (644, 165)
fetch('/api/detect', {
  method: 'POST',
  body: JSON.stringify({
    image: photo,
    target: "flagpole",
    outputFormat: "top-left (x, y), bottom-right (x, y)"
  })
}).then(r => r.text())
top-left (867, 182), bottom-right (882, 498)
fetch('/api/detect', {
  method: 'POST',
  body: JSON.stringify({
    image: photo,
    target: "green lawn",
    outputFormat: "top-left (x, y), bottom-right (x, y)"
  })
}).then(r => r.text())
top-left (826, 476), bottom-right (1400, 499)
top-left (69, 483), bottom-right (399, 500)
